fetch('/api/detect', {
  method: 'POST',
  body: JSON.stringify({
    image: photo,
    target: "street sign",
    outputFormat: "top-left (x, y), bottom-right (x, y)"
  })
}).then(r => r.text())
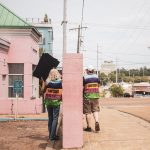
top-left (13, 80), bottom-right (23, 94)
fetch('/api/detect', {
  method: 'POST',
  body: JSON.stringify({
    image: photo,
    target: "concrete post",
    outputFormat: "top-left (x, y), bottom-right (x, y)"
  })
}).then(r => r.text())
top-left (62, 53), bottom-right (83, 149)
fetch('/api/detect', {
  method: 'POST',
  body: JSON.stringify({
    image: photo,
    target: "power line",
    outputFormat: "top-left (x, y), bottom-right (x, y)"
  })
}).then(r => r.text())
top-left (119, 0), bottom-right (150, 51)
top-left (44, 20), bottom-right (150, 30)
top-left (85, 50), bottom-right (150, 57)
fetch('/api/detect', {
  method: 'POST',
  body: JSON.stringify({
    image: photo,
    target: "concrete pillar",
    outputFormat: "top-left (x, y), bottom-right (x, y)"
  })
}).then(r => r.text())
top-left (62, 53), bottom-right (83, 149)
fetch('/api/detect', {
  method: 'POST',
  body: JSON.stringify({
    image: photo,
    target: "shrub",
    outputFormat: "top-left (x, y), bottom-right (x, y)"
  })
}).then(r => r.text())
top-left (110, 84), bottom-right (124, 97)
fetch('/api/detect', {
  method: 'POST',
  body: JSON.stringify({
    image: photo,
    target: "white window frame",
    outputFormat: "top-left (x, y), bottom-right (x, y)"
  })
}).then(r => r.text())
top-left (8, 64), bottom-right (24, 98)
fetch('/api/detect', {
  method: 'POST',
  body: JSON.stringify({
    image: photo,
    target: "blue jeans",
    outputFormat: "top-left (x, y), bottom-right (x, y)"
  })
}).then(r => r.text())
top-left (47, 105), bottom-right (60, 140)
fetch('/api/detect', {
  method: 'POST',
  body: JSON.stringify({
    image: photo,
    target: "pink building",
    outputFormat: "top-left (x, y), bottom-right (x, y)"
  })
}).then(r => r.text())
top-left (0, 3), bottom-right (42, 114)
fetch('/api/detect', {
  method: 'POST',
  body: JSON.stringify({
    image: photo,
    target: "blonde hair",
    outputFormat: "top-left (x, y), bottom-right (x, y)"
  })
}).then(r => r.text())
top-left (48, 68), bottom-right (61, 81)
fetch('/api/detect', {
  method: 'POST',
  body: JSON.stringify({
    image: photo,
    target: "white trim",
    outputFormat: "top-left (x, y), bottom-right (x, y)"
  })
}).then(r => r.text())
top-left (34, 24), bottom-right (52, 28)
top-left (39, 31), bottom-right (44, 44)
top-left (0, 28), bottom-right (40, 42)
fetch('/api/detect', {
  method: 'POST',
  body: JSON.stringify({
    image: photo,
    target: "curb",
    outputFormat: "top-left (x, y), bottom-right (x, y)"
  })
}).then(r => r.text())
top-left (0, 118), bottom-right (48, 122)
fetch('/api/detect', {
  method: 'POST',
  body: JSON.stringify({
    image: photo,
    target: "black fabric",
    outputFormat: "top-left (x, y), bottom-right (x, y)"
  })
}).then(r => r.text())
top-left (33, 53), bottom-right (60, 81)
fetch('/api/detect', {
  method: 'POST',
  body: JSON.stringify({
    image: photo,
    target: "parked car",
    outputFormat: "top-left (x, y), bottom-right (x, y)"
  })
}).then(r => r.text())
top-left (124, 93), bottom-right (131, 97)
top-left (133, 93), bottom-right (143, 98)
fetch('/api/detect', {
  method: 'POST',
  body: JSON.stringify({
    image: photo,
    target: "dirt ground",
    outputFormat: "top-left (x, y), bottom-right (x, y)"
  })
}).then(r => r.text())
top-left (0, 98), bottom-right (150, 150)
top-left (0, 120), bottom-right (48, 150)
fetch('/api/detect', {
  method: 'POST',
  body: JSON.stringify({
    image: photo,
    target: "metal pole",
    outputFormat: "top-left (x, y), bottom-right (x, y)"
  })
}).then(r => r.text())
top-left (77, 25), bottom-right (80, 53)
top-left (15, 93), bottom-right (18, 120)
top-left (63, 0), bottom-right (67, 54)
top-left (70, 26), bottom-right (87, 53)
top-left (97, 44), bottom-right (99, 75)
top-left (116, 57), bottom-right (118, 83)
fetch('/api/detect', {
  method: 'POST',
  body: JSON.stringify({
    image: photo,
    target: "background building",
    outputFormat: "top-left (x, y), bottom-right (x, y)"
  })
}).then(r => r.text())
top-left (133, 82), bottom-right (150, 97)
top-left (101, 61), bottom-right (116, 75)
top-left (25, 14), bottom-right (53, 56)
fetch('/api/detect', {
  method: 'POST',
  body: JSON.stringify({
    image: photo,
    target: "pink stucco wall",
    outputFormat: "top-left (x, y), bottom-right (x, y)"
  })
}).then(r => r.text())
top-left (6, 35), bottom-right (39, 63)
top-left (62, 53), bottom-right (83, 148)
top-left (0, 38), bottom-right (9, 103)
top-left (0, 29), bottom-right (42, 114)
top-left (0, 99), bottom-right (42, 114)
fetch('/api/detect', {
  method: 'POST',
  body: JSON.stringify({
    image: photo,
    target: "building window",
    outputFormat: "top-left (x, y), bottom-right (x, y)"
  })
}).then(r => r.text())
top-left (8, 63), bottom-right (24, 97)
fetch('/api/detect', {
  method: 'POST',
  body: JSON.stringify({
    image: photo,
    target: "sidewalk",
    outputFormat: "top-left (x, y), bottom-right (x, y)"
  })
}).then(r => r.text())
top-left (46, 107), bottom-right (150, 150)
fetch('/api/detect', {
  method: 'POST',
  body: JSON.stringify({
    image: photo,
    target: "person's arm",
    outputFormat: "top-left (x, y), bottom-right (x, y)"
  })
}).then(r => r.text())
top-left (41, 78), bottom-right (46, 93)
top-left (83, 77), bottom-right (85, 86)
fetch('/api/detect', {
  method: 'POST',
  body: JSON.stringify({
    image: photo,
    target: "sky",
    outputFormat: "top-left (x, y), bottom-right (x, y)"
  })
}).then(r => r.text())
top-left (1, 0), bottom-right (150, 70)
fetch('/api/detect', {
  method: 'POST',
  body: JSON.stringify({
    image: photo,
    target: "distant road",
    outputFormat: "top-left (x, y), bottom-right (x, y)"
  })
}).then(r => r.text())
top-left (99, 98), bottom-right (150, 107)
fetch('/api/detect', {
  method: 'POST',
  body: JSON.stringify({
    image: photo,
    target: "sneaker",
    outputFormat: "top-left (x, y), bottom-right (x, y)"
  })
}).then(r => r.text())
top-left (47, 139), bottom-right (55, 147)
top-left (95, 122), bottom-right (100, 132)
top-left (84, 127), bottom-right (92, 132)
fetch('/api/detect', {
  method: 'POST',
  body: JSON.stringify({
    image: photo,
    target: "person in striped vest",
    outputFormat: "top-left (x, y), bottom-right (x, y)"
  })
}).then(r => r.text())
top-left (42, 68), bottom-right (62, 141)
top-left (83, 65), bottom-right (100, 132)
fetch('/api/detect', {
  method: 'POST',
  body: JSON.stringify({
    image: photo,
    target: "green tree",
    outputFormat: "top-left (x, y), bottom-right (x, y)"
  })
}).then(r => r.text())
top-left (110, 84), bottom-right (124, 97)
top-left (118, 72), bottom-right (126, 82)
top-left (108, 72), bottom-right (116, 83)
top-left (99, 73), bottom-right (108, 85)
top-left (141, 76), bottom-right (149, 82)
top-left (134, 76), bottom-right (141, 83)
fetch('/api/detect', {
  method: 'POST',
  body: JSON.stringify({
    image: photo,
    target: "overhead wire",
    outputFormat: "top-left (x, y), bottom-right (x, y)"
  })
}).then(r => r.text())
top-left (123, 0), bottom-right (150, 51)
top-left (111, 0), bottom-right (148, 51)
top-left (85, 49), bottom-right (150, 57)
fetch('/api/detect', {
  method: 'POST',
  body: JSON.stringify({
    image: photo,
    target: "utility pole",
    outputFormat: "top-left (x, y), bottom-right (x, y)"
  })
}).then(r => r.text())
top-left (70, 26), bottom-right (87, 53)
top-left (97, 44), bottom-right (99, 75)
top-left (132, 74), bottom-right (135, 96)
top-left (116, 57), bottom-right (118, 83)
top-left (77, 25), bottom-right (81, 53)
top-left (62, 0), bottom-right (67, 54)
top-left (101, 47), bottom-right (102, 70)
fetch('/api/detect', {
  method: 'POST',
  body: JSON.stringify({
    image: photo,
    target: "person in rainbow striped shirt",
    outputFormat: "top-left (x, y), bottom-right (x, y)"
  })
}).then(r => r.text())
top-left (83, 65), bottom-right (100, 132)
top-left (42, 68), bottom-right (62, 141)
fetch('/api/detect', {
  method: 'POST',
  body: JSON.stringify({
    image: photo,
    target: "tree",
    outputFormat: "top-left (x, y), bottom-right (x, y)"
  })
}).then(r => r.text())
top-left (99, 73), bottom-right (108, 85)
top-left (134, 76), bottom-right (141, 83)
top-left (110, 84), bottom-right (124, 97)
top-left (108, 72), bottom-right (116, 83)
top-left (118, 72), bottom-right (125, 82)
top-left (141, 76), bottom-right (149, 82)
top-left (124, 76), bottom-right (134, 83)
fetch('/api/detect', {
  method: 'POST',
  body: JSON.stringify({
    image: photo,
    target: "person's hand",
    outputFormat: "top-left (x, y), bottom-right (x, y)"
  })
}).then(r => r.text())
top-left (41, 77), bottom-right (46, 90)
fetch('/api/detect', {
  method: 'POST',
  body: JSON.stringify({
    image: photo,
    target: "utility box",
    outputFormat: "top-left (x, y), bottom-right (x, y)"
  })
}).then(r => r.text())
top-left (62, 53), bottom-right (83, 149)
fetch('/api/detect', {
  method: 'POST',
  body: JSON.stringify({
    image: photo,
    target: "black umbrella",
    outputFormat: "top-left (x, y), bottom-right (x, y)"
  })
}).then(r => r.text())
top-left (33, 53), bottom-right (60, 81)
